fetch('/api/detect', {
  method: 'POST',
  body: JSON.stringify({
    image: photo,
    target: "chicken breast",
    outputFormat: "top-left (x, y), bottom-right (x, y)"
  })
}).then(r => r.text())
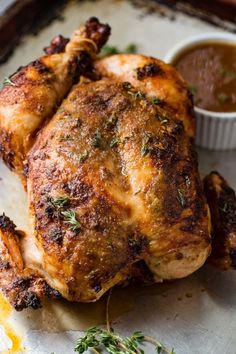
top-left (27, 72), bottom-right (210, 301)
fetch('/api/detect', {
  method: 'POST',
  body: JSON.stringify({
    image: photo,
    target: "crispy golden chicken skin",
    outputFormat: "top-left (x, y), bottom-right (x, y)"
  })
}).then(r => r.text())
top-left (27, 76), bottom-right (210, 301)
top-left (0, 18), bottom-right (213, 309)
top-left (204, 171), bottom-right (236, 270)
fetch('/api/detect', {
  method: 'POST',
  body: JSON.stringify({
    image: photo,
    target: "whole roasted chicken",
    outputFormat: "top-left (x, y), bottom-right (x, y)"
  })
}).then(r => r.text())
top-left (0, 18), bottom-right (235, 311)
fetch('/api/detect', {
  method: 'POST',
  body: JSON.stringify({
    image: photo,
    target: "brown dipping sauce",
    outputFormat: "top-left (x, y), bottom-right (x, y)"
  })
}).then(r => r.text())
top-left (174, 42), bottom-right (236, 113)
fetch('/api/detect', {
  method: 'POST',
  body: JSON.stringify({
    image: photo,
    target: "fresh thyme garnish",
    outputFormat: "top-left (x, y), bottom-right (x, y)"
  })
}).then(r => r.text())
top-left (220, 202), bottom-right (229, 213)
top-left (61, 210), bottom-right (81, 231)
top-left (128, 90), bottom-right (145, 99)
top-left (92, 131), bottom-right (103, 148)
top-left (157, 114), bottom-right (168, 124)
top-left (74, 289), bottom-right (175, 354)
top-left (141, 144), bottom-right (150, 157)
top-left (110, 137), bottom-right (120, 147)
top-left (152, 96), bottom-right (161, 105)
top-left (177, 189), bottom-right (186, 208)
top-left (218, 93), bottom-right (231, 103)
top-left (61, 134), bottom-right (73, 141)
top-left (48, 196), bottom-right (69, 209)
top-left (3, 77), bottom-right (16, 87)
top-left (78, 151), bottom-right (88, 163)
top-left (134, 91), bottom-right (145, 99)
top-left (106, 115), bottom-right (118, 129)
top-left (100, 43), bottom-right (137, 57)
top-left (184, 175), bottom-right (191, 187)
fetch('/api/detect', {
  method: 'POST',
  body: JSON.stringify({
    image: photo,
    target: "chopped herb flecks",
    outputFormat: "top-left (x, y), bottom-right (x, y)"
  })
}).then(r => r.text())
top-left (152, 96), bottom-right (161, 105)
top-left (177, 189), bottom-right (186, 208)
top-left (60, 134), bottom-right (73, 141)
top-left (128, 89), bottom-right (145, 99)
top-left (157, 114), bottom-right (169, 124)
top-left (110, 137), bottom-right (120, 147)
top-left (220, 202), bottom-right (229, 213)
top-left (3, 77), bottom-right (16, 87)
top-left (61, 210), bottom-right (81, 232)
top-left (185, 175), bottom-right (191, 187)
top-left (48, 196), bottom-right (69, 209)
top-left (78, 151), bottom-right (88, 163)
top-left (91, 131), bottom-right (102, 148)
top-left (141, 144), bottom-right (150, 157)
top-left (106, 115), bottom-right (118, 129)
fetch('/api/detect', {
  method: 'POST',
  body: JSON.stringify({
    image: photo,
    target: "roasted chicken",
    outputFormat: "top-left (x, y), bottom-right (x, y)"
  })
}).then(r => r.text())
top-left (0, 18), bottom-right (234, 310)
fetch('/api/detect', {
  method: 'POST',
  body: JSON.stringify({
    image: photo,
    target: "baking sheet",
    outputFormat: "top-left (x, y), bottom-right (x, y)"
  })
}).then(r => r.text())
top-left (0, 1), bottom-right (236, 353)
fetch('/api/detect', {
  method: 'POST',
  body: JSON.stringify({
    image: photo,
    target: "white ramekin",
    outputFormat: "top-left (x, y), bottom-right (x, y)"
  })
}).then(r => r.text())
top-left (164, 32), bottom-right (236, 151)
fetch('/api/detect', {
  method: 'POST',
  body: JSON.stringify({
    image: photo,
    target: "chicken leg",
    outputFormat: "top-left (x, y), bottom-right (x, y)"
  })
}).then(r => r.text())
top-left (0, 17), bottom-right (110, 176)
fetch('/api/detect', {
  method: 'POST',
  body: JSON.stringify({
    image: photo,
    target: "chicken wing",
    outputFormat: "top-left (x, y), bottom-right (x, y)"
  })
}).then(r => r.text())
top-left (204, 171), bottom-right (236, 270)
top-left (0, 214), bottom-right (60, 310)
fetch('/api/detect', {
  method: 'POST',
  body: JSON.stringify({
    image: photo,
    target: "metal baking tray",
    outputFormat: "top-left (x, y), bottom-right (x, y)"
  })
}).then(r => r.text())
top-left (0, 1), bottom-right (236, 353)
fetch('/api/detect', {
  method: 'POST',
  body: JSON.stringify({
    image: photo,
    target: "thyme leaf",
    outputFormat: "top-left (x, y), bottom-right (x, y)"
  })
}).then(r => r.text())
top-left (141, 144), bottom-right (150, 157)
top-left (128, 90), bottom-right (145, 99)
top-left (3, 77), bottom-right (16, 87)
top-left (152, 96), bottom-right (161, 105)
top-left (60, 134), bottom-right (73, 141)
top-left (91, 131), bottom-right (103, 148)
top-left (177, 189), bottom-right (186, 208)
top-left (61, 210), bottom-right (81, 231)
top-left (220, 202), bottom-right (229, 213)
top-left (48, 196), bottom-right (69, 209)
top-left (157, 114), bottom-right (169, 124)
top-left (78, 151), bottom-right (88, 163)
top-left (184, 175), bottom-right (191, 187)
top-left (110, 137), bottom-right (120, 147)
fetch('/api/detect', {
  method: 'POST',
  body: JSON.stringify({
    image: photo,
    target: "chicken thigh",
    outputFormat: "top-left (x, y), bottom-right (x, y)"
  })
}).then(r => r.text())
top-left (0, 18), bottom-right (214, 309)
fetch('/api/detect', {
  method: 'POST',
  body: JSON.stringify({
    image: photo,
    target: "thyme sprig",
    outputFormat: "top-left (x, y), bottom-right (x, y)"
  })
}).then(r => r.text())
top-left (61, 210), bottom-right (81, 232)
top-left (74, 327), bottom-right (175, 354)
top-left (74, 289), bottom-right (175, 354)
top-left (78, 151), bottom-right (88, 163)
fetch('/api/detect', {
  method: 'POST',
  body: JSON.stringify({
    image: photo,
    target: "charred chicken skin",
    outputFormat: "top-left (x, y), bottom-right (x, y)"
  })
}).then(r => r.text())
top-left (0, 18), bottom-right (234, 310)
